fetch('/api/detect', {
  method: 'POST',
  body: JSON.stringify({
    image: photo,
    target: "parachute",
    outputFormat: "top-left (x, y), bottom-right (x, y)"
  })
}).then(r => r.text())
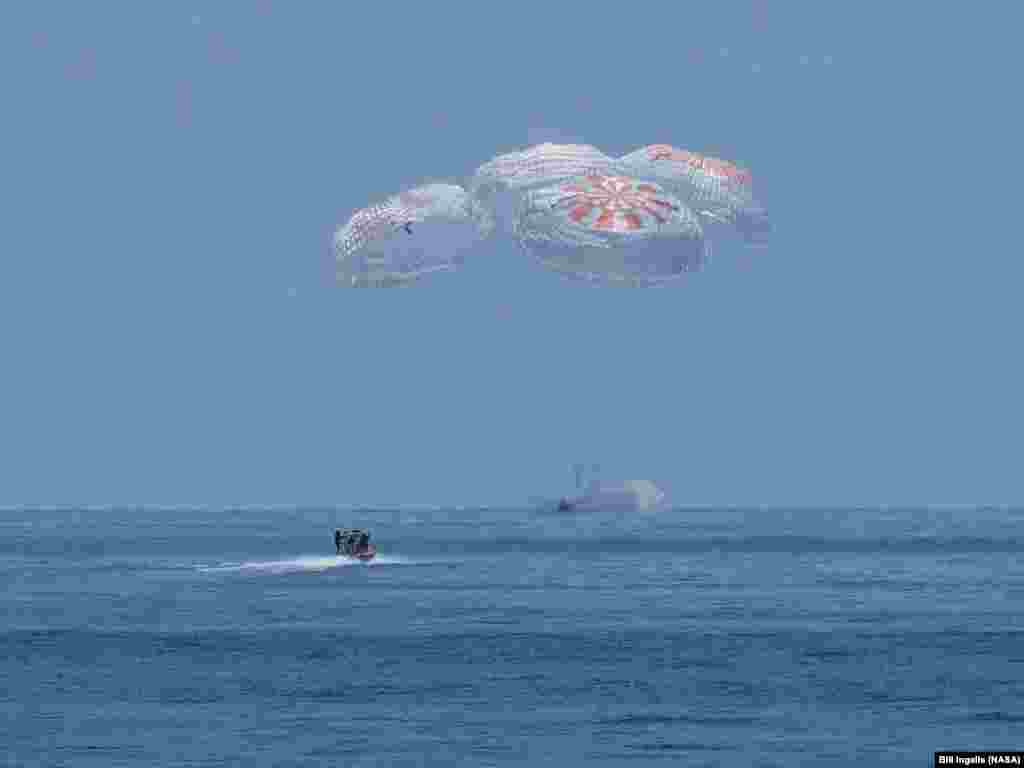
top-left (332, 182), bottom-right (494, 288)
top-left (471, 142), bottom-right (614, 192)
top-left (613, 144), bottom-right (771, 245)
top-left (469, 143), bottom-right (614, 233)
top-left (326, 140), bottom-right (766, 290)
top-left (513, 174), bottom-right (708, 286)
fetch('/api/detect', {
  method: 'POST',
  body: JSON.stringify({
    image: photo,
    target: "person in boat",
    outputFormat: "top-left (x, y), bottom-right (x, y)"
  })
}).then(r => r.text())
top-left (334, 528), bottom-right (373, 556)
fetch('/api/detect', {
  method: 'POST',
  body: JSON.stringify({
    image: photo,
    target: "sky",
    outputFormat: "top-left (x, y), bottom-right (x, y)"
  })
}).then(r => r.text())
top-left (1, 2), bottom-right (1020, 509)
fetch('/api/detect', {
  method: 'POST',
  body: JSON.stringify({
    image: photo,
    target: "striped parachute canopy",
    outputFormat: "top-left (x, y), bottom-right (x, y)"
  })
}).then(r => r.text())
top-left (514, 174), bottom-right (708, 287)
top-left (613, 144), bottom-right (770, 245)
top-left (332, 182), bottom-right (494, 288)
top-left (469, 143), bottom-right (615, 234)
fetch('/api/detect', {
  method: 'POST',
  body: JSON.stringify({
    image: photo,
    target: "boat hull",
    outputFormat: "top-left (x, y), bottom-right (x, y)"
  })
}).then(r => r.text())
top-left (354, 545), bottom-right (377, 562)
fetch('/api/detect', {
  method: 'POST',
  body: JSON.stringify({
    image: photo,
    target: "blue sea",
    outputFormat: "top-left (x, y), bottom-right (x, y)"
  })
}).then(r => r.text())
top-left (2, 506), bottom-right (1023, 766)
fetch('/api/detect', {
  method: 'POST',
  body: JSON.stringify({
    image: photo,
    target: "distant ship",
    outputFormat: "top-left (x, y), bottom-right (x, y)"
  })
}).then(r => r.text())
top-left (553, 464), bottom-right (666, 512)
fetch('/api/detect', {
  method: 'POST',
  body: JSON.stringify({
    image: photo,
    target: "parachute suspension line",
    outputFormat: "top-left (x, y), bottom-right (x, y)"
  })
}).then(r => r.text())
top-left (548, 190), bottom-right (579, 213)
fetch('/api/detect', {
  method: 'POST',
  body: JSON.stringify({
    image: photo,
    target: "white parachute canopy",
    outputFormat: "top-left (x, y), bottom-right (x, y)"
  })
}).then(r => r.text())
top-left (613, 144), bottom-right (770, 246)
top-left (471, 142), bottom-right (614, 192)
top-left (513, 173), bottom-right (709, 286)
top-left (332, 182), bottom-right (494, 288)
top-left (469, 143), bottom-right (614, 234)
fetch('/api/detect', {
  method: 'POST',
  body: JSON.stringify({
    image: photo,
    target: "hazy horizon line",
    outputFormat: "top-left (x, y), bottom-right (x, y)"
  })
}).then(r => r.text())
top-left (2, 504), bottom-right (1022, 514)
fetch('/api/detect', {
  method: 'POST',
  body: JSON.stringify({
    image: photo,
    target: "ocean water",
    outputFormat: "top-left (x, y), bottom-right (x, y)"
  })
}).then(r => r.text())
top-left (2, 506), bottom-right (1023, 767)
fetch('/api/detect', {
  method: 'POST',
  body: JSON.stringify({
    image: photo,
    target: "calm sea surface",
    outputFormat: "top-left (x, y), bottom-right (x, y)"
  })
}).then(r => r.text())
top-left (2, 506), bottom-right (1022, 766)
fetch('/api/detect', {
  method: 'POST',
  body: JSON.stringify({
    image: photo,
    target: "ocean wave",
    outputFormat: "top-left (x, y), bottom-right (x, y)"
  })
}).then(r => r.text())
top-left (195, 554), bottom-right (423, 575)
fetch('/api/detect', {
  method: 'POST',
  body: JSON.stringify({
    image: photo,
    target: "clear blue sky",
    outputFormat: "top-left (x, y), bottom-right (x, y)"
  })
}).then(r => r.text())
top-left (1, 2), bottom-right (1019, 508)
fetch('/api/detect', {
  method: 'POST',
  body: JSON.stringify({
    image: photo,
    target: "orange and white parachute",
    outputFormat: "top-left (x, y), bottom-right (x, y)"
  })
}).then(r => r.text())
top-left (513, 174), bottom-right (708, 286)
top-left (469, 143), bottom-right (614, 233)
top-left (332, 182), bottom-right (494, 288)
top-left (471, 142), bottom-right (614, 192)
top-left (328, 140), bottom-right (766, 289)
top-left (613, 144), bottom-right (770, 245)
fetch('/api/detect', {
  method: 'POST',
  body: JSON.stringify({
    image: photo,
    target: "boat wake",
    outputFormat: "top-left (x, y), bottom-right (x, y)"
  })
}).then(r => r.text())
top-left (196, 554), bottom-right (416, 575)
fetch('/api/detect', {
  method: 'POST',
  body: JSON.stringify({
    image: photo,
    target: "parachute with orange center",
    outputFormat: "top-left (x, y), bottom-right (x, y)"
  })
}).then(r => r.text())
top-left (512, 173), bottom-right (709, 286)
